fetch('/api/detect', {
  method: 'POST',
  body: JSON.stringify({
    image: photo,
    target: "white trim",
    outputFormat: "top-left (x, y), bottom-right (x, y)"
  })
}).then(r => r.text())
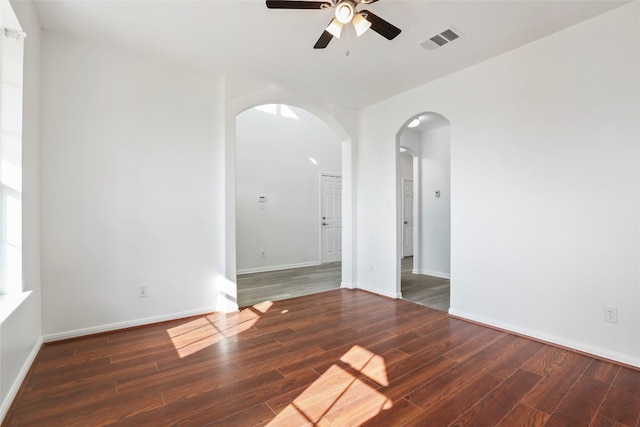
top-left (237, 261), bottom-right (320, 275)
top-left (340, 282), bottom-right (356, 289)
top-left (42, 305), bottom-right (224, 343)
top-left (357, 283), bottom-right (399, 300)
top-left (449, 308), bottom-right (640, 369)
top-left (414, 269), bottom-right (450, 279)
top-left (0, 336), bottom-right (42, 423)
top-left (0, 291), bottom-right (31, 324)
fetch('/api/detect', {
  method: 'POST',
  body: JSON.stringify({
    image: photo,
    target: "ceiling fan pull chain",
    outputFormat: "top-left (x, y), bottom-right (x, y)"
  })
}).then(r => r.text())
top-left (345, 24), bottom-right (351, 56)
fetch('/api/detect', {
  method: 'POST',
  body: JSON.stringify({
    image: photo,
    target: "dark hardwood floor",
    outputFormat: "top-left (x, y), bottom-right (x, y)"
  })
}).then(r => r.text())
top-left (4, 289), bottom-right (639, 426)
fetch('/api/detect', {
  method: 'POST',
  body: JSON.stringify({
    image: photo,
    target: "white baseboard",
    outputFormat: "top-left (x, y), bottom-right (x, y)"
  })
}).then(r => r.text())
top-left (357, 284), bottom-right (399, 300)
top-left (448, 308), bottom-right (640, 369)
top-left (42, 305), bottom-right (223, 343)
top-left (0, 336), bottom-right (43, 424)
top-left (341, 282), bottom-right (356, 289)
top-left (237, 261), bottom-right (320, 275)
top-left (414, 269), bottom-right (450, 279)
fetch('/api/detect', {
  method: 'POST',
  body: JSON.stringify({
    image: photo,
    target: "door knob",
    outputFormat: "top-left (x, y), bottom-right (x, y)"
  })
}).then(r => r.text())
top-left (323, 223), bottom-right (329, 226)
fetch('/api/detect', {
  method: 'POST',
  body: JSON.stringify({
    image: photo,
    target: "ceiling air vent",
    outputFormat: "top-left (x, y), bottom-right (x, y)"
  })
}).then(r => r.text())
top-left (419, 27), bottom-right (462, 51)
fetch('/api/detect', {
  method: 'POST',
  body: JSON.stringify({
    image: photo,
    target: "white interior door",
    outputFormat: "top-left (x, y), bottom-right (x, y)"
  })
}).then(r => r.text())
top-left (402, 179), bottom-right (414, 257)
top-left (321, 174), bottom-right (342, 263)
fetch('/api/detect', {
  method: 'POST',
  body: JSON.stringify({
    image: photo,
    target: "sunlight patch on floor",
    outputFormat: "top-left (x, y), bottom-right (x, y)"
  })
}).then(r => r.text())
top-left (166, 301), bottom-right (274, 358)
top-left (267, 345), bottom-right (391, 425)
top-left (340, 345), bottom-right (389, 387)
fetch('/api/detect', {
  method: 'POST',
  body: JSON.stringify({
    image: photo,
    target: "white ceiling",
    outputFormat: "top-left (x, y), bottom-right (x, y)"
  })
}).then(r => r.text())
top-left (32, 0), bottom-right (627, 110)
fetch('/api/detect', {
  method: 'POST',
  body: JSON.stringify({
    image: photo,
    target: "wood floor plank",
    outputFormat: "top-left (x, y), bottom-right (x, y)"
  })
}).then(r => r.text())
top-left (162, 369), bottom-right (287, 405)
top-left (584, 358), bottom-right (621, 383)
top-left (324, 396), bottom-right (423, 427)
top-left (8, 380), bottom-right (118, 424)
top-left (13, 386), bottom-right (164, 426)
top-left (403, 359), bottom-right (484, 409)
top-left (450, 369), bottom-right (541, 426)
top-left (115, 358), bottom-right (239, 397)
top-left (397, 323), bottom-right (468, 356)
top-left (266, 349), bottom-right (409, 417)
top-left (26, 356), bottom-right (112, 388)
top-left (521, 345), bottom-right (582, 377)
top-left (376, 356), bottom-right (459, 403)
top-left (398, 334), bottom-right (520, 412)
top-left (442, 327), bottom-right (507, 363)
top-left (207, 403), bottom-right (275, 427)
top-left (590, 414), bottom-right (631, 427)
top-left (235, 343), bottom-right (326, 370)
top-left (596, 380), bottom-right (640, 426)
top-left (169, 369), bottom-right (321, 426)
top-left (276, 332), bottom-right (396, 378)
top-left (385, 336), bottom-right (466, 382)
top-left (265, 350), bottom-right (407, 426)
top-left (543, 375), bottom-right (608, 426)
top-left (403, 371), bottom-right (503, 426)
top-left (483, 338), bottom-right (545, 381)
top-left (521, 349), bottom-right (592, 414)
top-left (496, 403), bottom-right (550, 426)
top-left (613, 366), bottom-right (640, 391)
top-left (5, 289), bottom-right (639, 427)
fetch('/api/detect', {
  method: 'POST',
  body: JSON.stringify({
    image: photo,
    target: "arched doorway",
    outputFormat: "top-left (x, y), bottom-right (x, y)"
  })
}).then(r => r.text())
top-left (396, 112), bottom-right (451, 311)
top-left (233, 103), bottom-right (350, 307)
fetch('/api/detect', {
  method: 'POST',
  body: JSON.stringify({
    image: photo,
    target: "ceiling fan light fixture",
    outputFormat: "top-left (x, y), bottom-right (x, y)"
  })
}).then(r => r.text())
top-left (326, 18), bottom-right (343, 39)
top-left (352, 13), bottom-right (371, 37)
top-left (335, 2), bottom-right (355, 24)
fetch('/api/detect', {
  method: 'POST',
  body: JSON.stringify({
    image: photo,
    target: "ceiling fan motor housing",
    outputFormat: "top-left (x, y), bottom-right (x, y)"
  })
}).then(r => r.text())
top-left (335, 1), bottom-right (356, 24)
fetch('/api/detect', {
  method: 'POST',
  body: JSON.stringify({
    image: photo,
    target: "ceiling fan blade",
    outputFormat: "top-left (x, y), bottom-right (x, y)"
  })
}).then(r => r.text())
top-left (314, 30), bottom-right (333, 49)
top-left (361, 10), bottom-right (401, 40)
top-left (266, 1), bottom-right (331, 9)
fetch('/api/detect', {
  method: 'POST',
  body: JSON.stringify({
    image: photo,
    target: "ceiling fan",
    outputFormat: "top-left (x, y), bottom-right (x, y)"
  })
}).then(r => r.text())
top-left (266, 0), bottom-right (401, 49)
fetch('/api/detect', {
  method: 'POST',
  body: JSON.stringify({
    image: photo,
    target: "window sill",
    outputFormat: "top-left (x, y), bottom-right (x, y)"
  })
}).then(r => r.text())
top-left (0, 291), bottom-right (32, 324)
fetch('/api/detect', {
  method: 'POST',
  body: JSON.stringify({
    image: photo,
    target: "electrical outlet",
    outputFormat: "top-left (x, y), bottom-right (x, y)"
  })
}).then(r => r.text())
top-left (603, 306), bottom-right (617, 324)
top-left (261, 250), bottom-right (265, 258)
top-left (138, 284), bottom-right (148, 298)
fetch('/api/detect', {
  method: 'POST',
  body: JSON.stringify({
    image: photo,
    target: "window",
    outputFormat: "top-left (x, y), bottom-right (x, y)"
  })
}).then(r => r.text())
top-left (254, 104), bottom-right (300, 120)
top-left (0, 0), bottom-right (25, 296)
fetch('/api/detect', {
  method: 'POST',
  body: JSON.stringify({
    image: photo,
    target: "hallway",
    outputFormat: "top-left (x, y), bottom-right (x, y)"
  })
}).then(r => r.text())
top-left (237, 258), bottom-right (450, 312)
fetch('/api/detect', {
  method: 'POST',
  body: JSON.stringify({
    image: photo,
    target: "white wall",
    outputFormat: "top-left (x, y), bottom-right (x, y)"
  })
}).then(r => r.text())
top-left (40, 32), bottom-right (228, 339)
top-left (399, 129), bottom-right (420, 155)
top-left (1, 0), bottom-right (41, 421)
top-left (236, 106), bottom-right (340, 273)
top-left (357, 3), bottom-right (640, 366)
top-left (419, 126), bottom-right (451, 277)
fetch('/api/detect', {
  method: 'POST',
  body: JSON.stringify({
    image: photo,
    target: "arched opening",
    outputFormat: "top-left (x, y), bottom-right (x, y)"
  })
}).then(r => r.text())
top-left (396, 112), bottom-right (451, 311)
top-left (233, 103), bottom-right (348, 307)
